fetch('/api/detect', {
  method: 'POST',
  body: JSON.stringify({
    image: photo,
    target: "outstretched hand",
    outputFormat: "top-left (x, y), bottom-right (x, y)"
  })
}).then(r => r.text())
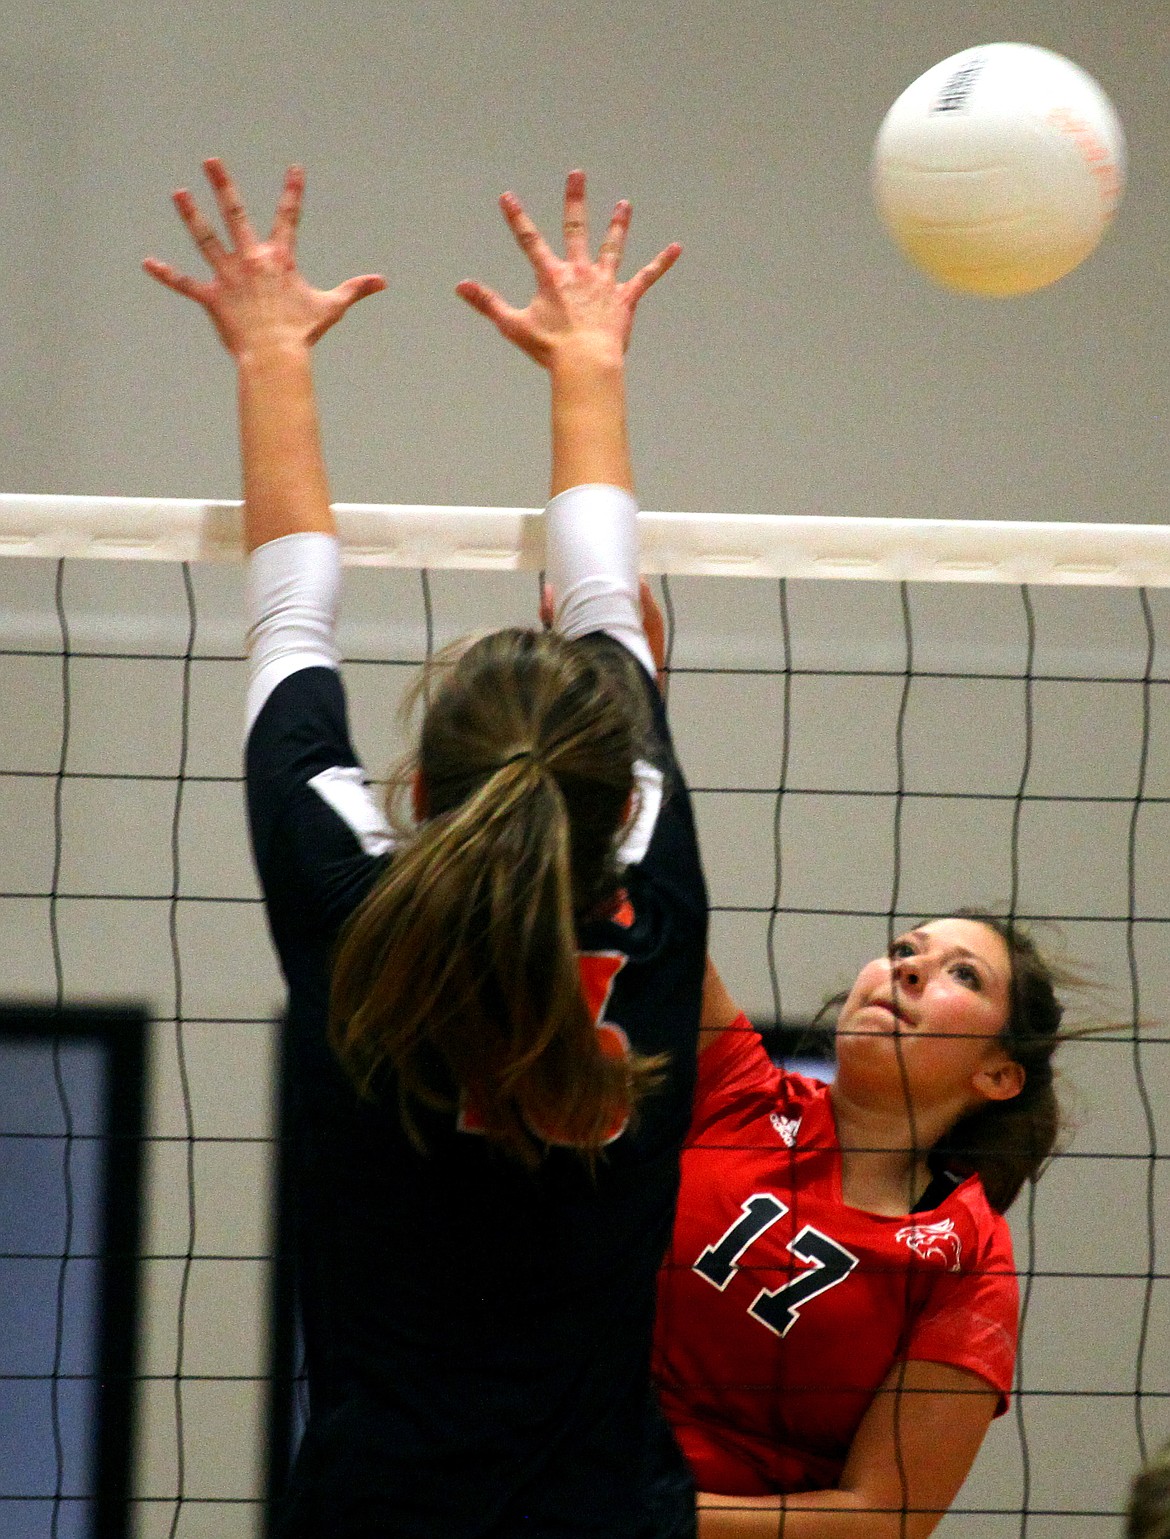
top-left (143, 158), bottom-right (385, 358)
top-left (457, 170), bottom-right (680, 367)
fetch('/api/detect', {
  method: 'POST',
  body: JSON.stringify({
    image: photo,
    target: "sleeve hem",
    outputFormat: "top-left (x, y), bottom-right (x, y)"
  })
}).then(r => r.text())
top-left (245, 532), bottom-right (342, 735)
top-left (901, 1354), bottom-right (1012, 1417)
top-left (545, 484), bottom-right (655, 677)
top-left (694, 1012), bottom-right (764, 1108)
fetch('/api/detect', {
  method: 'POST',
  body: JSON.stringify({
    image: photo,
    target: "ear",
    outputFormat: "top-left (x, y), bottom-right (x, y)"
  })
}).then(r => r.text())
top-left (411, 768), bottom-right (428, 822)
top-left (972, 1054), bottom-right (1025, 1104)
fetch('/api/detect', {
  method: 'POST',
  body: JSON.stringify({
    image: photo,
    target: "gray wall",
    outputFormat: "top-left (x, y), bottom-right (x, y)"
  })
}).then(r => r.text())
top-left (1, 2), bottom-right (1168, 524)
top-left (1, 2), bottom-right (1169, 1537)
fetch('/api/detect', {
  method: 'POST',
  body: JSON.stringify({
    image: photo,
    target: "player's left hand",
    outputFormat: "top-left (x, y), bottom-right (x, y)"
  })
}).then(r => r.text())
top-left (541, 577), bottom-right (667, 691)
top-left (456, 170), bottom-right (680, 368)
top-left (638, 578), bottom-right (667, 686)
top-left (143, 158), bottom-right (385, 359)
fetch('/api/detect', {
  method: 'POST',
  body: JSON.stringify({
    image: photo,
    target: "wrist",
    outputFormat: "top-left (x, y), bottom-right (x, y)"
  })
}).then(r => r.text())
top-left (547, 334), bottom-right (626, 379)
top-left (236, 336), bottom-right (314, 373)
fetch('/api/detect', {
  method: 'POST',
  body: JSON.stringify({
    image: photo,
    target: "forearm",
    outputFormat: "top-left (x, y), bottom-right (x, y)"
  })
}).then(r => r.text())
top-left (545, 336), bottom-right (653, 671)
top-left (238, 341), bottom-right (336, 551)
top-left (548, 339), bottom-right (632, 496)
top-left (699, 1490), bottom-right (941, 1539)
top-left (695, 1365), bottom-right (994, 1539)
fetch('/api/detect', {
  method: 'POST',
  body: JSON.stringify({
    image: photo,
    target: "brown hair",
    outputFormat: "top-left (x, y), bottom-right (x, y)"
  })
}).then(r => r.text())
top-left (330, 627), bottom-right (664, 1165)
top-left (926, 910), bottom-right (1067, 1213)
top-left (1128, 1440), bottom-right (1170, 1539)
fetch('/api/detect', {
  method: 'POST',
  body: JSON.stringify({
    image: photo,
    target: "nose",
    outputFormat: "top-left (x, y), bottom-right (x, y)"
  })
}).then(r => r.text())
top-left (891, 955), bottom-right (923, 989)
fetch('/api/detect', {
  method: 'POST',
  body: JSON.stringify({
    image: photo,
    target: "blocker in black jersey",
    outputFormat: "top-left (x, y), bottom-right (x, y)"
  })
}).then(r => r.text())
top-left (246, 640), bottom-right (707, 1539)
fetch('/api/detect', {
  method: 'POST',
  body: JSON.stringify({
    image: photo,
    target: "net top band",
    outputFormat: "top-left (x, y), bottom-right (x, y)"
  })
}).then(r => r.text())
top-left (3, 493), bottom-right (1169, 587)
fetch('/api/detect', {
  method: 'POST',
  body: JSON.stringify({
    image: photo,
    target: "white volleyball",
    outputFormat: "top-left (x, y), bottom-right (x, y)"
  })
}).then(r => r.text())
top-left (873, 43), bottom-right (1126, 296)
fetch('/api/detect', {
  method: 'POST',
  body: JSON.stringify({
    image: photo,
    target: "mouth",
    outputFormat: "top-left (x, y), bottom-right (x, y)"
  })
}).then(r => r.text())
top-left (868, 997), bottom-right (913, 1029)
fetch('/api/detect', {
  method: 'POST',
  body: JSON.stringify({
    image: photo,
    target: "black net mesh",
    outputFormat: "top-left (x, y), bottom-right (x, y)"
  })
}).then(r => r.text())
top-left (0, 553), bottom-right (1166, 1539)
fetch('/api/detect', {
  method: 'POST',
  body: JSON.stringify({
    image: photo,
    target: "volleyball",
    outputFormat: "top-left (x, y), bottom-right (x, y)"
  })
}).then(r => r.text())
top-left (872, 43), bottom-right (1126, 296)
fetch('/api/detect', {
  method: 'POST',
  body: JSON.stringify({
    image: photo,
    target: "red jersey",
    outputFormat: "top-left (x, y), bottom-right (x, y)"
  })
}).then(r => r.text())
top-left (652, 1016), bottom-right (1018, 1496)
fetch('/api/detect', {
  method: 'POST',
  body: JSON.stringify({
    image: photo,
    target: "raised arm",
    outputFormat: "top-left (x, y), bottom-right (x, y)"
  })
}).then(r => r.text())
top-left (143, 158), bottom-right (384, 552)
top-left (146, 160), bottom-right (387, 731)
top-left (458, 172), bottom-right (678, 677)
top-left (699, 956), bottom-right (744, 1052)
top-left (457, 168), bottom-right (679, 495)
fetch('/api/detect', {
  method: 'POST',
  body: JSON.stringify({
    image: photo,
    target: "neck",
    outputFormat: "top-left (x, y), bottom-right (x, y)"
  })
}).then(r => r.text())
top-left (830, 1082), bottom-right (959, 1216)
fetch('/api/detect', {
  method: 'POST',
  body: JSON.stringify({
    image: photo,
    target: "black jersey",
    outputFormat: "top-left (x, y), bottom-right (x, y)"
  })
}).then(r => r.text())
top-left (245, 640), bottom-right (707, 1539)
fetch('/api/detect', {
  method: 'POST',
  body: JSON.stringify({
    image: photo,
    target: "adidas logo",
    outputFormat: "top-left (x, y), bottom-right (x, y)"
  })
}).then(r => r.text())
top-left (770, 1113), bottom-right (801, 1148)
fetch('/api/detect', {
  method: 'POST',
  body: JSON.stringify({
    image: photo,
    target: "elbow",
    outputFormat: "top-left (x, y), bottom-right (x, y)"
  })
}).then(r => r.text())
top-left (841, 1493), bottom-right (947, 1539)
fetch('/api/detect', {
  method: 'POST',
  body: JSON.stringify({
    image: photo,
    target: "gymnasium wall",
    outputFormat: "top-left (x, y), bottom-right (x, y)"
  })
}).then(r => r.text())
top-left (1, 2), bottom-right (1169, 1536)
top-left (2, 1), bottom-right (1168, 525)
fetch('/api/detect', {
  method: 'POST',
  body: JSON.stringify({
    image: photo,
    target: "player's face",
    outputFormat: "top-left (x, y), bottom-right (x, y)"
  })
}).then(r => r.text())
top-left (835, 918), bottom-right (1020, 1114)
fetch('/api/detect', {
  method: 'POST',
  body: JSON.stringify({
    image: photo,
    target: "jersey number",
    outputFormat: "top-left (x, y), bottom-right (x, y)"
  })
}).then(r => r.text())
top-left (694, 1193), bottom-right (859, 1338)
top-left (458, 950), bottom-right (630, 1146)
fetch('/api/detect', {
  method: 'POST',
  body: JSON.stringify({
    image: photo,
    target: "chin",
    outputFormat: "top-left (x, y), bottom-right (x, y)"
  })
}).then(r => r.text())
top-left (837, 1011), bottom-right (902, 1048)
top-left (836, 1033), bottom-right (924, 1091)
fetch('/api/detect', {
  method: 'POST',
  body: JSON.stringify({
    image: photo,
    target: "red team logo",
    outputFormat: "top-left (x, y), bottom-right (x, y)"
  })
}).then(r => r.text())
top-left (894, 1217), bottom-right (963, 1272)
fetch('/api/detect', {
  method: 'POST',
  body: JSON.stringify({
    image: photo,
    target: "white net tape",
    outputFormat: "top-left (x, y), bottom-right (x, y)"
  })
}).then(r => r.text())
top-left (4, 494), bottom-right (1170, 586)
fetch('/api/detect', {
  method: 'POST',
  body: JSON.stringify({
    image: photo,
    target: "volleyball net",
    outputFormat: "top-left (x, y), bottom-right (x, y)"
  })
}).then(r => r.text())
top-left (1, 494), bottom-right (1167, 1539)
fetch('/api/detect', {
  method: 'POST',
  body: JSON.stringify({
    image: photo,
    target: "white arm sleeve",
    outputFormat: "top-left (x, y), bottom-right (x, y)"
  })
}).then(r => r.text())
top-left (545, 484), bottom-right (655, 678)
top-left (245, 531), bottom-right (342, 734)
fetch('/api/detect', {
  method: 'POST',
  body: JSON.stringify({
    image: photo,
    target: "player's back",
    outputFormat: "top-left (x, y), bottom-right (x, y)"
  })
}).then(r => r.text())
top-left (252, 658), bottom-right (707, 1537)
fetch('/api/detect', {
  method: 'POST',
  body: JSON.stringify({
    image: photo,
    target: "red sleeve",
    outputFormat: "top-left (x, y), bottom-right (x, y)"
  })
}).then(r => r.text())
top-left (905, 1210), bottom-right (1019, 1415)
top-left (689, 1014), bottom-right (780, 1141)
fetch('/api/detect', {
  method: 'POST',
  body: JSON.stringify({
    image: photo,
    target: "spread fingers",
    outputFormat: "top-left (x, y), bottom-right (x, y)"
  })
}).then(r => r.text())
top-left (203, 158), bottom-right (258, 250)
top-left (173, 188), bottom-right (229, 269)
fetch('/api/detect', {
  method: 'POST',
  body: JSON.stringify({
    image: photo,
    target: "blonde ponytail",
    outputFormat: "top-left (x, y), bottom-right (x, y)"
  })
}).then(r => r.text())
top-left (330, 628), bottom-right (664, 1164)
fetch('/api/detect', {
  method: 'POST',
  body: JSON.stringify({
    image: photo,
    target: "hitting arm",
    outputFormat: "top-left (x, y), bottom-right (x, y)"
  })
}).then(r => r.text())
top-left (145, 158), bottom-right (387, 727)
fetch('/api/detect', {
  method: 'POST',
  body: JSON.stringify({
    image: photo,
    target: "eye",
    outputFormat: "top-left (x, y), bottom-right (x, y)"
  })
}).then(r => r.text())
top-left (889, 939), bottom-right (917, 960)
top-left (951, 962), bottom-right (982, 990)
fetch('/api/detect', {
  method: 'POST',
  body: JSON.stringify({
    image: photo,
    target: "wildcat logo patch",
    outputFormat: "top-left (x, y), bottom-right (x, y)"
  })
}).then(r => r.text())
top-left (894, 1217), bottom-right (963, 1273)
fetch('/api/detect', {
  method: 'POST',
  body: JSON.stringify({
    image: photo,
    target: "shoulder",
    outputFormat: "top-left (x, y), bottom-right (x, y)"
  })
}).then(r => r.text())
top-left (246, 666), bottom-right (387, 833)
top-left (696, 1013), bottom-right (774, 1093)
top-left (900, 1177), bottom-right (1019, 1409)
top-left (577, 635), bottom-right (687, 828)
top-left (949, 1175), bottom-right (1016, 1261)
top-left (690, 1017), bottom-right (830, 1137)
top-left (899, 1174), bottom-right (1015, 1276)
top-left (245, 668), bottom-right (394, 923)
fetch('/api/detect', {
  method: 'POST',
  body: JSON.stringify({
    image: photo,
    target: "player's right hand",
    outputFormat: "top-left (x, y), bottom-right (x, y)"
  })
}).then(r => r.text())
top-left (455, 170), bottom-right (680, 369)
